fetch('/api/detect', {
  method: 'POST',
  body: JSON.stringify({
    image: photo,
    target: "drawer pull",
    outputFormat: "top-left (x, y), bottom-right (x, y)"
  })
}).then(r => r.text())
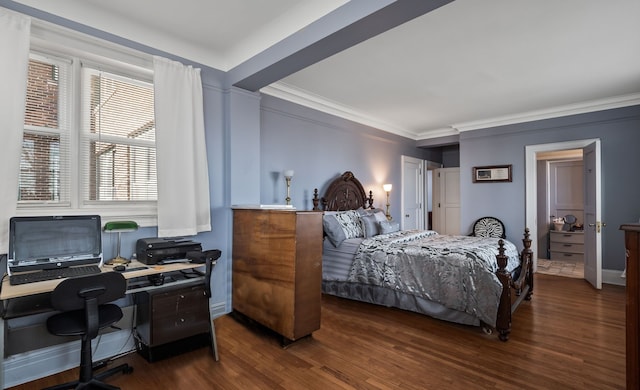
top-left (563, 253), bottom-right (573, 257)
top-left (563, 234), bottom-right (572, 237)
top-left (563, 244), bottom-right (572, 247)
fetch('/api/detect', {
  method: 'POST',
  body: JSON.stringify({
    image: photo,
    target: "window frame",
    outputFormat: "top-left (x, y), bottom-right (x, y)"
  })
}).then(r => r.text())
top-left (16, 21), bottom-right (158, 227)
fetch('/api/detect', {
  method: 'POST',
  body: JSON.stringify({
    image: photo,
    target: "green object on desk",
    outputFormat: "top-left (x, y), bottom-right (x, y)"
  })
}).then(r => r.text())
top-left (104, 220), bottom-right (139, 232)
top-left (103, 220), bottom-right (139, 264)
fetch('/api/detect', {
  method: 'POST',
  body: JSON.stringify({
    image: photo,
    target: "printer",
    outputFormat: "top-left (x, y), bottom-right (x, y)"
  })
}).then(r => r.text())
top-left (135, 237), bottom-right (202, 265)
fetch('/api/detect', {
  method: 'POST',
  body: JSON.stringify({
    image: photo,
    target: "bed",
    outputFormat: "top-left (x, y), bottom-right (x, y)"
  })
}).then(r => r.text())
top-left (312, 171), bottom-right (534, 341)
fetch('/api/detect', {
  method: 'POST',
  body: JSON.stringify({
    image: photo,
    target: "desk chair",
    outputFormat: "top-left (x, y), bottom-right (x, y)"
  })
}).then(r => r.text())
top-left (45, 272), bottom-right (133, 390)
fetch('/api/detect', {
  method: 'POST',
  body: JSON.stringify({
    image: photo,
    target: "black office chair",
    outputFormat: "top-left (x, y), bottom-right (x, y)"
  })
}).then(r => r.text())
top-left (45, 272), bottom-right (133, 390)
top-left (470, 216), bottom-right (506, 239)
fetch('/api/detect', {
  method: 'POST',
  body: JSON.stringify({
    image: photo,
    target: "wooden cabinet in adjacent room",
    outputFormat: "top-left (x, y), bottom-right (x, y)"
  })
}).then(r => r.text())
top-left (549, 230), bottom-right (584, 261)
top-left (620, 223), bottom-right (640, 390)
top-left (232, 208), bottom-right (323, 342)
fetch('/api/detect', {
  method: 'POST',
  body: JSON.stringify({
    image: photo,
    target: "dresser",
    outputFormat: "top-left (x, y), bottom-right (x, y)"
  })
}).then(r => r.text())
top-left (620, 224), bottom-right (640, 390)
top-left (549, 230), bottom-right (584, 261)
top-left (232, 208), bottom-right (323, 342)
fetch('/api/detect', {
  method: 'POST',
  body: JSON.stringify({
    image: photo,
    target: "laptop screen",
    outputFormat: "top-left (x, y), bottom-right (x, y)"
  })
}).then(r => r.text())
top-left (8, 215), bottom-right (103, 272)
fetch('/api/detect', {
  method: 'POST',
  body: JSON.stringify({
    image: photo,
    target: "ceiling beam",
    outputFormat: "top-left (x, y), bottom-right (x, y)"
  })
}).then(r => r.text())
top-left (228, 0), bottom-right (454, 91)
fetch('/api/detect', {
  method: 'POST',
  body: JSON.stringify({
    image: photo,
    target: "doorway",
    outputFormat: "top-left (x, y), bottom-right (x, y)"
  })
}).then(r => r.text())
top-left (525, 139), bottom-right (602, 289)
top-left (536, 150), bottom-right (585, 279)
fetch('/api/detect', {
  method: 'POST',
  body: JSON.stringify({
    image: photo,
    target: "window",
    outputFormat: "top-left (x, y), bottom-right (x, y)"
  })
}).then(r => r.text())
top-left (20, 45), bottom-right (157, 220)
top-left (81, 66), bottom-right (156, 202)
top-left (22, 56), bottom-right (67, 203)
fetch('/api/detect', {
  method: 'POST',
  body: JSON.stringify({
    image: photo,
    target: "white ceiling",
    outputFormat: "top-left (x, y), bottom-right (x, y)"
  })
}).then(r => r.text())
top-left (13, 0), bottom-right (640, 141)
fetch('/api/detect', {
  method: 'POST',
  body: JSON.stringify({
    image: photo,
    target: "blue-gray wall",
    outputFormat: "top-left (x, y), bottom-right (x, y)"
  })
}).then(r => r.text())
top-left (458, 105), bottom-right (640, 271)
top-left (259, 95), bottom-right (438, 215)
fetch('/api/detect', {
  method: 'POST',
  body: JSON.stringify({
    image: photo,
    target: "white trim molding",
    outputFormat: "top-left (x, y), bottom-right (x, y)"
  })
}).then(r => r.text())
top-left (262, 80), bottom-right (640, 141)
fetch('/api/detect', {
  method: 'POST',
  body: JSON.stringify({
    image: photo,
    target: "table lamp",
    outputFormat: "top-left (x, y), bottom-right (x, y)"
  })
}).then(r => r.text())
top-left (284, 169), bottom-right (294, 205)
top-left (103, 220), bottom-right (138, 265)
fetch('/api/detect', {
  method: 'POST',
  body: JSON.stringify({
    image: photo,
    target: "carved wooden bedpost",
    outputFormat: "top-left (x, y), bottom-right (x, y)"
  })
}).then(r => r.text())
top-left (522, 228), bottom-right (534, 300)
top-left (495, 239), bottom-right (512, 341)
top-left (312, 188), bottom-right (320, 211)
top-left (367, 190), bottom-right (374, 209)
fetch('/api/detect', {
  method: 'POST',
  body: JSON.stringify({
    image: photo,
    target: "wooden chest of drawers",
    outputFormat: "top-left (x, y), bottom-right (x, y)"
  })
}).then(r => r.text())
top-left (620, 224), bottom-right (640, 389)
top-left (549, 230), bottom-right (584, 261)
top-left (232, 208), bottom-right (323, 342)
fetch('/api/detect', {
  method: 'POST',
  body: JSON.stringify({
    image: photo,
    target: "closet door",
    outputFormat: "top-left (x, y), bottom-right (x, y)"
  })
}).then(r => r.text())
top-left (432, 168), bottom-right (460, 235)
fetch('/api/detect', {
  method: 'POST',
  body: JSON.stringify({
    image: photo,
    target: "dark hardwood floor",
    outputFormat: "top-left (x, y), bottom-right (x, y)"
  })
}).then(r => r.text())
top-left (10, 274), bottom-right (625, 390)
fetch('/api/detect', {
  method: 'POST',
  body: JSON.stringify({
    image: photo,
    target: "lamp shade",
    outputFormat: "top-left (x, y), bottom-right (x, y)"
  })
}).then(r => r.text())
top-left (284, 169), bottom-right (295, 178)
top-left (104, 220), bottom-right (138, 232)
top-left (383, 184), bottom-right (392, 192)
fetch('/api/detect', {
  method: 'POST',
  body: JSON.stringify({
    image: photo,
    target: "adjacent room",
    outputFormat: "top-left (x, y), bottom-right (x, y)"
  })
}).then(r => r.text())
top-left (1, 0), bottom-right (639, 389)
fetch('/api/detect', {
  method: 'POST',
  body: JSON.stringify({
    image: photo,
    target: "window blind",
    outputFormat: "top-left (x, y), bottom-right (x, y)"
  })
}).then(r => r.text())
top-left (80, 65), bottom-right (157, 203)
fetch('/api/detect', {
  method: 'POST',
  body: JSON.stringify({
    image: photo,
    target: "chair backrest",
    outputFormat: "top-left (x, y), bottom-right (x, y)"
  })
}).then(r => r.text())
top-left (50, 272), bottom-right (126, 312)
top-left (472, 217), bottom-right (506, 239)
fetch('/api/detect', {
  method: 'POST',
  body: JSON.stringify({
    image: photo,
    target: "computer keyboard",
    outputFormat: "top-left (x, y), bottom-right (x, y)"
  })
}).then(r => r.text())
top-left (9, 265), bottom-right (102, 286)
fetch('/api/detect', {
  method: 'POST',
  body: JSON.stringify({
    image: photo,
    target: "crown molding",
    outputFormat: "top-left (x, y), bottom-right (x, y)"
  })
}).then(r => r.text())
top-left (261, 82), bottom-right (418, 140)
top-left (414, 127), bottom-right (459, 139)
top-left (262, 81), bottom-right (640, 142)
top-left (452, 93), bottom-right (640, 133)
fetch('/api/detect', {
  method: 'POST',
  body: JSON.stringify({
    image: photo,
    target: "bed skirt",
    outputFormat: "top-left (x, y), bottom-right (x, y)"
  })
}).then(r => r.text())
top-left (322, 280), bottom-right (481, 327)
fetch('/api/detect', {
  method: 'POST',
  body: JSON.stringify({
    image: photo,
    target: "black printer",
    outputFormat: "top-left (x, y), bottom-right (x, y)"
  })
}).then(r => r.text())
top-left (135, 237), bottom-right (202, 265)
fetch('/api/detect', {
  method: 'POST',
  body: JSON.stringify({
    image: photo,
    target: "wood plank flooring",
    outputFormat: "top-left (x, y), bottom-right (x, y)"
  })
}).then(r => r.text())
top-left (10, 274), bottom-right (626, 390)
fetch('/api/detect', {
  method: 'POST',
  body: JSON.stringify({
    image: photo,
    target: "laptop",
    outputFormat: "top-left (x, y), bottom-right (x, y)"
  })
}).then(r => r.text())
top-left (7, 215), bottom-right (104, 283)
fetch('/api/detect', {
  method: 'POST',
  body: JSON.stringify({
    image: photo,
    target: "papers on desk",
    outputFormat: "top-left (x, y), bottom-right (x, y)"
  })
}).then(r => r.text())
top-left (232, 204), bottom-right (296, 210)
top-left (158, 258), bottom-right (190, 264)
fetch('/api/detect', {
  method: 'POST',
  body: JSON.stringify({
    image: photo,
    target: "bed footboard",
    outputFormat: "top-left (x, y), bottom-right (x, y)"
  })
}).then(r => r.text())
top-left (495, 228), bottom-right (534, 341)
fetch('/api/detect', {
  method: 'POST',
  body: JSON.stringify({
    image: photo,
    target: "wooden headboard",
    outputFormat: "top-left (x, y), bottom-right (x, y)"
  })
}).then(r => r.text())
top-left (312, 171), bottom-right (374, 211)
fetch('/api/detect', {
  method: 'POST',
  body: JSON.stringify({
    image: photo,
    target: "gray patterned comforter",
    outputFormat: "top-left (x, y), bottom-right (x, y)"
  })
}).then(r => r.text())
top-left (346, 230), bottom-right (521, 326)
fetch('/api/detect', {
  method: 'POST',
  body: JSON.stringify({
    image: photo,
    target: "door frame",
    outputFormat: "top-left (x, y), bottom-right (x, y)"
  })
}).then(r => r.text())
top-left (401, 155), bottom-right (424, 230)
top-left (525, 138), bottom-right (601, 278)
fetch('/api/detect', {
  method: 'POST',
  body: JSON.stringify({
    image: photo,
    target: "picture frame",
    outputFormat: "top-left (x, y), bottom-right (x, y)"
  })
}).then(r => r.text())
top-left (472, 165), bottom-right (512, 183)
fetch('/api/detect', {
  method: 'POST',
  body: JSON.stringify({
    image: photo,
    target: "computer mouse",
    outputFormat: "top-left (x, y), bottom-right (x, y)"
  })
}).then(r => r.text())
top-left (114, 265), bottom-right (126, 272)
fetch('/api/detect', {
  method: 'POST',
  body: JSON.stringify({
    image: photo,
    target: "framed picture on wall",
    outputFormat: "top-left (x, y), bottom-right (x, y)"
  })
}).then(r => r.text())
top-left (473, 165), bottom-right (512, 183)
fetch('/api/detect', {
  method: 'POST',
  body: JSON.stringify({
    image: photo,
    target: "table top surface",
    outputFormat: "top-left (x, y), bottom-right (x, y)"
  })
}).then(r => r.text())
top-left (1, 260), bottom-right (204, 300)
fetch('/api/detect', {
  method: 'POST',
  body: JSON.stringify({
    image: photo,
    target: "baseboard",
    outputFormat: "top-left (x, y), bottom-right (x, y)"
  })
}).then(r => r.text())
top-left (603, 268), bottom-right (626, 286)
top-left (210, 300), bottom-right (227, 318)
top-left (3, 329), bottom-right (136, 388)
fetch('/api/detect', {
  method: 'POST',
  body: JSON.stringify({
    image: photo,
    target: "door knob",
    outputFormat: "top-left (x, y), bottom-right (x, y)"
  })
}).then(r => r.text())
top-left (588, 221), bottom-right (606, 233)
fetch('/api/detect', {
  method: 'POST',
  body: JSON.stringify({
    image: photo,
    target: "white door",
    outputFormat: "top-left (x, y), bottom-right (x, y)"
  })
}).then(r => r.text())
top-left (401, 156), bottom-right (424, 230)
top-left (433, 168), bottom-right (460, 235)
top-left (583, 141), bottom-right (602, 289)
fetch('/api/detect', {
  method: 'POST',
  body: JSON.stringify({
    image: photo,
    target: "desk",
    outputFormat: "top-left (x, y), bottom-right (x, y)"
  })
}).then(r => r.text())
top-left (0, 260), bottom-right (213, 388)
top-left (0, 260), bottom-right (204, 301)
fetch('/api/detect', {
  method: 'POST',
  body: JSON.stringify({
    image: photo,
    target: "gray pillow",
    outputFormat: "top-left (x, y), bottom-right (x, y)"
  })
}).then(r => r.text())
top-left (378, 220), bottom-right (400, 234)
top-left (323, 214), bottom-right (347, 247)
top-left (373, 210), bottom-right (387, 222)
top-left (360, 214), bottom-right (379, 237)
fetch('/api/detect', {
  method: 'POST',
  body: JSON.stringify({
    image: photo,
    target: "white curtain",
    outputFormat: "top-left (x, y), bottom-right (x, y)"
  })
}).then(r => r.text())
top-left (153, 56), bottom-right (211, 237)
top-left (0, 10), bottom-right (30, 253)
